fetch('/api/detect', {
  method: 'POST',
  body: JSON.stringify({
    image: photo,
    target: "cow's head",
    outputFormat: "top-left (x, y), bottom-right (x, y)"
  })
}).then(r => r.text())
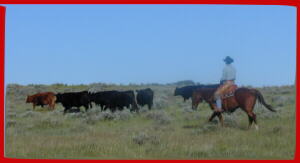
top-left (26, 95), bottom-right (33, 103)
top-left (174, 87), bottom-right (181, 96)
top-left (55, 93), bottom-right (62, 103)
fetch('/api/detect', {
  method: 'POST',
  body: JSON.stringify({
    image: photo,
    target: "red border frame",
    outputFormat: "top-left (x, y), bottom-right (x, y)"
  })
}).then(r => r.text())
top-left (0, 0), bottom-right (299, 161)
top-left (0, 0), bottom-right (298, 5)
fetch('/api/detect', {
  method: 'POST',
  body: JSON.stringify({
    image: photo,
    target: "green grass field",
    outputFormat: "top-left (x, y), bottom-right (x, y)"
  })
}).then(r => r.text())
top-left (5, 83), bottom-right (296, 159)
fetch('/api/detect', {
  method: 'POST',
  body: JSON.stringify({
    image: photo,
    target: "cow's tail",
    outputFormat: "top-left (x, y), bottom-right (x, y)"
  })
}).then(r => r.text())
top-left (253, 89), bottom-right (276, 112)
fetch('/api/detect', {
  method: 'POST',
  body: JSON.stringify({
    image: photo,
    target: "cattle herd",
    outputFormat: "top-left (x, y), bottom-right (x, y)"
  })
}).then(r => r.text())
top-left (24, 84), bottom-right (278, 131)
top-left (25, 84), bottom-right (218, 114)
top-left (26, 88), bottom-right (154, 114)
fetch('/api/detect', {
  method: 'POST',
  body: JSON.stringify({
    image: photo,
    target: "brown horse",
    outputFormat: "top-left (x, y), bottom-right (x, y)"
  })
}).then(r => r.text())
top-left (192, 86), bottom-right (276, 130)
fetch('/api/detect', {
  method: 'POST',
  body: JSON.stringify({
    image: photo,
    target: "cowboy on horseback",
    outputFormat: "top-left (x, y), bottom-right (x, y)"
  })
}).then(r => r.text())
top-left (191, 57), bottom-right (275, 129)
top-left (214, 56), bottom-right (236, 112)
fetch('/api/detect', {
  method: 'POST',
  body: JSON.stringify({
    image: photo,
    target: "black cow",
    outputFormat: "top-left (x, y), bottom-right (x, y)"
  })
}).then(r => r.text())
top-left (89, 90), bottom-right (139, 112)
top-left (56, 91), bottom-right (91, 114)
top-left (110, 90), bottom-right (139, 112)
top-left (89, 91), bottom-right (118, 110)
top-left (136, 88), bottom-right (154, 110)
top-left (174, 84), bottom-right (219, 102)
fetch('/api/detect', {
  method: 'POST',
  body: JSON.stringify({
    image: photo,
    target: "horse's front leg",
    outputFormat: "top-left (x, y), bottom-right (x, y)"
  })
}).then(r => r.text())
top-left (208, 102), bottom-right (224, 127)
top-left (217, 112), bottom-right (224, 127)
top-left (208, 103), bottom-right (218, 122)
top-left (208, 112), bottom-right (218, 122)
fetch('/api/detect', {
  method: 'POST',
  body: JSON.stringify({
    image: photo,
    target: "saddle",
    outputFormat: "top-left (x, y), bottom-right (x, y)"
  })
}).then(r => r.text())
top-left (221, 84), bottom-right (238, 99)
top-left (221, 84), bottom-right (238, 111)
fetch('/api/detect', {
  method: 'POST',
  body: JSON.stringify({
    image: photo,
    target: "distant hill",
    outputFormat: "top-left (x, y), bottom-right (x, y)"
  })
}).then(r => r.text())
top-left (169, 80), bottom-right (196, 86)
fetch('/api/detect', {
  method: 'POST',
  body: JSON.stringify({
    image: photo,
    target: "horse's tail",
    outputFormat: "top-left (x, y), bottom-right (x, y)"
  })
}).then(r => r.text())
top-left (253, 89), bottom-right (276, 112)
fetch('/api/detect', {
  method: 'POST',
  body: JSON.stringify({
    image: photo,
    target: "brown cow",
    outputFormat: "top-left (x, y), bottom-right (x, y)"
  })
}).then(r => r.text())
top-left (26, 92), bottom-right (57, 110)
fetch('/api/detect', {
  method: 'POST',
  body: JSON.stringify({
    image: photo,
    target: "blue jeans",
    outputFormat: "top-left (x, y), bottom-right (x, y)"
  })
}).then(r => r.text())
top-left (216, 97), bottom-right (222, 109)
top-left (214, 94), bottom-right (222, 110)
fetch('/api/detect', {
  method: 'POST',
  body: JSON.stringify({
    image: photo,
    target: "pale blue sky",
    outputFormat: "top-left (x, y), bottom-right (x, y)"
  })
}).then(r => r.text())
top-left (4, 5), bottom-right (296, 86)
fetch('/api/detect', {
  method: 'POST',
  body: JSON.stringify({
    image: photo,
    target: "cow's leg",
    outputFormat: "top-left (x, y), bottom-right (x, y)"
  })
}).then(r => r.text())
top-left (32, 103), bottom-right (36, 110)
top-left (135, 106), bottom-right (140, 113)
top-left (46, 101), bottom-right (51, 110)
top-left (133, 103), bottom-right (139, 112)
top-left (130, 105), bottom-right (135, 112)
top-left (148, 103), bottom-right (152, 110)
top-left (100, 104), bottom-right (104, 111)
top-left (111, 106), bottom-right (117, 112)
top-left (52, 96), bottom-right (57, 110)
top-left (50, 100), bottom-right (55, 110)
top-left (103, 105), bottom-right (108, 111)
top-left (63, 106), bottom-right (70, 115)
top-left (84, 105), bottom-right (89, 112)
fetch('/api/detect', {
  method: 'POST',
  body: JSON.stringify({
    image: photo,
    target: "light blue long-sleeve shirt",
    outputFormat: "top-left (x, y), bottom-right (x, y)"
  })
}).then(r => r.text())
top-left (220, 64), bottom-right (236, 81)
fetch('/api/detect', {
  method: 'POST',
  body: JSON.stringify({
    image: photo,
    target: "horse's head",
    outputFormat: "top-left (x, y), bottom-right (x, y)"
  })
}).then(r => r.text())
top-left (191, 89), bottom-right (203, 110)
